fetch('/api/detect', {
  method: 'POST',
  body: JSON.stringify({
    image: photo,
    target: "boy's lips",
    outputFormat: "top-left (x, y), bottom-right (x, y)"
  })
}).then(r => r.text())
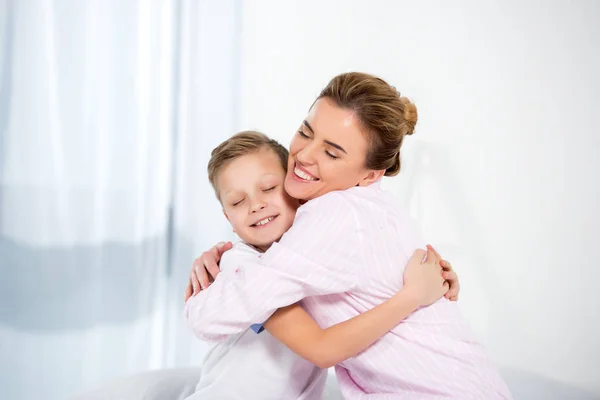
top-left (250, 215), bottom-right (278, 228)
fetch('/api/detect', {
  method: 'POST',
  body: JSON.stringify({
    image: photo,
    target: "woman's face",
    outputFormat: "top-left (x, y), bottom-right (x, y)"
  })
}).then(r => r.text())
top-left (284, 98), bottom-right (384, 201)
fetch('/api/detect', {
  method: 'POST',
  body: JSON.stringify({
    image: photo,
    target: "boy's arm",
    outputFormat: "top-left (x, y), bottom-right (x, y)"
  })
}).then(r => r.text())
top-left (264, 249), bottom-right (446, 368)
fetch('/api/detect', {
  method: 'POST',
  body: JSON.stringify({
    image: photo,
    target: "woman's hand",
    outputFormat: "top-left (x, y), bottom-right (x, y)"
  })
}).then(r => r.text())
top-left (184, 241), bottom-right (233, 302)
top-left (403, 248), bottom-right (449, 307)
top-left (426, 245), bottom-right (460, 301)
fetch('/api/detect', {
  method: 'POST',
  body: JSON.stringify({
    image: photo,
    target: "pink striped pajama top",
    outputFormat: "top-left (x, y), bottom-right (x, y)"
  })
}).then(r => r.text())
top-left (186, 182), bottom-right (512, 399)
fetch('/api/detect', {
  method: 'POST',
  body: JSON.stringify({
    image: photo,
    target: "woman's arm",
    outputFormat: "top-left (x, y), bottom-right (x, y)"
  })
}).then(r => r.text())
top-left (184, 245), bottom-right (460, 304)
top-left (185, 241), bottom-right (233, 300)
top-left (185, 193), bottom-right (454, 342)
top-left (264, 249), bottom-right (447, 368)
top-left (185, 193), bottom-right (364, 341)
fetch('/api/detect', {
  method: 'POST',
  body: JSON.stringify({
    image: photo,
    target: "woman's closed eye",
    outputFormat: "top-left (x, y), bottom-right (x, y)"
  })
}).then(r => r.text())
top-left (325, 151), bottom-right (338, 160)
top-left (298, 129), bottom-right (310, 139)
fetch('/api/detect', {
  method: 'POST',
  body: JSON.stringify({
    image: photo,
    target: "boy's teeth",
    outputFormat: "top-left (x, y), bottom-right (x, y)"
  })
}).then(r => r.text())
top-left (294, 167), bottom-right (317, 181)
top-left (255, 216), bottom-right (274, 226)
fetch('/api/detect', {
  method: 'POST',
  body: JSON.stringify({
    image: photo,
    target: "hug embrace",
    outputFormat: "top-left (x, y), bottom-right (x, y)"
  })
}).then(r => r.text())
top-left (184, 72), bottom-right (512, 399)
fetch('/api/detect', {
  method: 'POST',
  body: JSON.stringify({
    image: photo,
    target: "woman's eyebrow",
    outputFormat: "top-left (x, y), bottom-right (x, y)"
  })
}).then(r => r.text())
top-left (302, 120), bottom-right (315, 133)
top-left (303, 120), bottom-right (347, 154)
top-left (324, 140), bottom-right (347, 154)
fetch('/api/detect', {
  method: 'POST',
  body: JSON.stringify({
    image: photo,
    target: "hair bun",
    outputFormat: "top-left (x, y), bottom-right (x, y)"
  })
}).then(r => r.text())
top-left (384, 152), bottom-right (401, 177)
top-left (399, 97), bottom-right (418, 135)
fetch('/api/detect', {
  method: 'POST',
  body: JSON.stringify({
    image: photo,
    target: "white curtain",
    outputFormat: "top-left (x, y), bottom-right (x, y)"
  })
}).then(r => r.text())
top-left (0, 1), bottom-right (240, 399)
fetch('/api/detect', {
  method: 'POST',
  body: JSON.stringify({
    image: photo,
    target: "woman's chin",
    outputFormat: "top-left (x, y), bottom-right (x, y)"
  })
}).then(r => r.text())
top-left (284, 176), bottom-right (313, 201)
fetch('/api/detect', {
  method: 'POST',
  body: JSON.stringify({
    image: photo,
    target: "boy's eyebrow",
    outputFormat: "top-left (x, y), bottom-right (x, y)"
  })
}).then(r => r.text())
top-left (222, 174), bottom-right (280, 197)
top-left (220, 187), bottom-right (240, 197)
top-left (302, 120), bottom-right (347, 154)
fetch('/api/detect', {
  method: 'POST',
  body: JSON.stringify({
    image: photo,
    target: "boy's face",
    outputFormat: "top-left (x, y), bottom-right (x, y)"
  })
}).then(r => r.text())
top-left (218, 148), bottom-right (299, 252)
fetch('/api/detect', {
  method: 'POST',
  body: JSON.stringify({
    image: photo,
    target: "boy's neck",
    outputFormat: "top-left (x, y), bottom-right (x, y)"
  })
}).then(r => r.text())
top-left (246, 242), bottom-right (270, 253)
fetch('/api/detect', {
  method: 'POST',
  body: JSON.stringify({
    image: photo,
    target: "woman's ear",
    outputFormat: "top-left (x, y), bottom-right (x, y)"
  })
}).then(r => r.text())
top-left (357, 169), bottom-right (385, 186)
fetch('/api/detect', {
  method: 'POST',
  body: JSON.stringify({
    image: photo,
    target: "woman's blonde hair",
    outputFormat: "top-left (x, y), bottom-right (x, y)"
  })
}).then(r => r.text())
top-left (318, 72), bottom-right (417, 176)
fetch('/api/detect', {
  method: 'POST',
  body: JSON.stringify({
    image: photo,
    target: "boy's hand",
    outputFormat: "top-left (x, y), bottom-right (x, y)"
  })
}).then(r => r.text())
top-left (403, 249), bottom-right (449, 307)
top-left (184, 241), bottom-right (233, 302)
top-left (426, 245), bottom-right (460, 301)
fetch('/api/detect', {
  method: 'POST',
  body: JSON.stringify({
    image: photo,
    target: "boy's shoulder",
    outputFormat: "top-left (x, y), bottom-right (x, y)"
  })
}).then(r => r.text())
top-left (219, 241), bottom-right (261, 272)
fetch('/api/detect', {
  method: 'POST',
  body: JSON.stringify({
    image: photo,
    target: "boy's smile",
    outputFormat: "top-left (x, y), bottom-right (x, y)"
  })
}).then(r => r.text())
top-left (218, 148), bottom-right (299, 252)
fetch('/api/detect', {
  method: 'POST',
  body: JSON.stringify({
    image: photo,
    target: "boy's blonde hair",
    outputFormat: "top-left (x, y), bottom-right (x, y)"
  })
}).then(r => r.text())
top-left (208, 131), bottom-right (289, 201)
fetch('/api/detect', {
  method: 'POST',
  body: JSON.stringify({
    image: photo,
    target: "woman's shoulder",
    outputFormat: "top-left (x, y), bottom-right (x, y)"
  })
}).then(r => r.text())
top-left (295, 189), bottom-right (379, 231)
top-left (298, 190), bottom-right (357, 215)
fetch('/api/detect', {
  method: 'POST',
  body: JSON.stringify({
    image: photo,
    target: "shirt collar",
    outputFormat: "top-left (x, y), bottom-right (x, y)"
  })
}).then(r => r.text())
top-left (367, 178), bottom-right (383, 189)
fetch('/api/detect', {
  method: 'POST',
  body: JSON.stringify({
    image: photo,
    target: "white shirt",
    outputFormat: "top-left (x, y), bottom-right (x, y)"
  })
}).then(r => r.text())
top-left (185, 242), bottom-right (326, 400)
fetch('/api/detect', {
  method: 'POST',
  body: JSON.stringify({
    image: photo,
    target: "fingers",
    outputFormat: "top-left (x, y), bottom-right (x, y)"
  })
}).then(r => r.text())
top-left (444, 287), bottom-right (459, 301)
top-left (200, 242), bottom-right (230, 280)
top-left (204, 256), bottom-right (221, 281)
top-left (428, 245), bottom-right (455, 297)
top-left (214, 241), bottom-right (233, 261)
top-left (185, 241), bottom-right (231, 302)
top-left (441, 260), bottom-right (453, 271)
top-left (442, 280), bottom-right (450, 295)
top-left (194, 257), bottom-right (210, 291)
top-left (411, 248), bottom-right (427, 264)
top-left (445, 291), bottom-right (458, 301)
top-left (424, 246), bottom-right (440, 267)
top-left (442, 269), bottom-right (457, 282)
top-left (426, 244), bottom-right (442, 262)
top-left (217, 241), bottom-right (233, 255)
top-left (442, 269), bottom-right (459, 299)
top-left (184, 281), bottom-right (193, 303)
top-left (189, 241), bottom-right (231, 296)
top-left (190, 267), bottom-right (200, 294)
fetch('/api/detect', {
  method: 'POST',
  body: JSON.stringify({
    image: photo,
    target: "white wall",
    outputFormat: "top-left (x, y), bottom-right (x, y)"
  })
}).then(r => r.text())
top-left (239, 0), bottom-right (600, 397)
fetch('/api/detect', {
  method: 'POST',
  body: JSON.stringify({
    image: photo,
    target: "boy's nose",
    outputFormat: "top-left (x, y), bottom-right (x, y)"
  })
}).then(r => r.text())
top-left (250, 201), bottom-right (267, 213)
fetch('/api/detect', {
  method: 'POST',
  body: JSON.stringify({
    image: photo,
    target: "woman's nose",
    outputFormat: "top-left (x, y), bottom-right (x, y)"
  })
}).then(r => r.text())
top-left (296, 143), bottom-right (318, 165)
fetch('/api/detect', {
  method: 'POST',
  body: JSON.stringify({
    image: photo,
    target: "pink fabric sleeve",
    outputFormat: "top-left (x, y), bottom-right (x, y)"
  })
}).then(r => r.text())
top-left (185, 192), bottom-right (363, 342)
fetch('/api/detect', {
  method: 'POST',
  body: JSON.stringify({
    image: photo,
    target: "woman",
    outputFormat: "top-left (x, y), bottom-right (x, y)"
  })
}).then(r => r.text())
top-left (186, 72), bottom-right (511, 398)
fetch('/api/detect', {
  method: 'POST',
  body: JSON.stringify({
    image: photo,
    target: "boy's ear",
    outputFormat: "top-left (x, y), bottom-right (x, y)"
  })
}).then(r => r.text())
top-left (222, 209), bottom-right (235, 233)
